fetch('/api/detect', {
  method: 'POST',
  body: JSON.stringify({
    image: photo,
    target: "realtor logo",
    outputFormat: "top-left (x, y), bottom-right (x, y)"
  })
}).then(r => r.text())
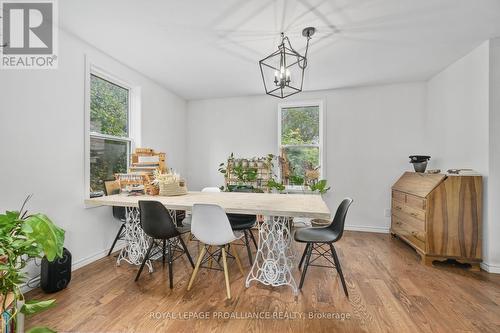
top-left (1, 0), bottom-right (58, 69)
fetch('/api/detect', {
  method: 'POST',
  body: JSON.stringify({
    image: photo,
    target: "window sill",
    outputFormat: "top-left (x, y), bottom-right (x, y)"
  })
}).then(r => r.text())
top-left (284, 186), bottom-right (317, 194)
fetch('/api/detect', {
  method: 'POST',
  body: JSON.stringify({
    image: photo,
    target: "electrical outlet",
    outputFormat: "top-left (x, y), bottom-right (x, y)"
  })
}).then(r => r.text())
top-left (384, 209), bottom-right (391, 217)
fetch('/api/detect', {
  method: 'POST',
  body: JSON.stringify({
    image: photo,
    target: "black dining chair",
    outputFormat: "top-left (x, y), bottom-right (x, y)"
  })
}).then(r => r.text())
top-left (104, 180), bottom-right (127, 256)
top-left (294, 198), bottom-right (353, 297)
top-left (135, 200), bottom-right (195, 289)
top-left (226, 187), bottom-right (258, 264)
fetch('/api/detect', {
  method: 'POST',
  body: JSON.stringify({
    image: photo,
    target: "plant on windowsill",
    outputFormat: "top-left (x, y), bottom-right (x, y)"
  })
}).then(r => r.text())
top-left (308, 179), bottom-right (332, 226)
top-left (289, 175), bottom-right (305, 186)
top-left (267, 178), bottom-right (285, 193)
top-left (309, 179), bottom-right (331, 195)
top-left (0, 195), bottom-right (65, 333)
top-left (218, 153), bottom-right (277, 192)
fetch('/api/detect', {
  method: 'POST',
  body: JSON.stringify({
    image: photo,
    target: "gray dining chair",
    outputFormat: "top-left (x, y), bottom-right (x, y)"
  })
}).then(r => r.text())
top-left (294, 198), bottom-right (353, 297)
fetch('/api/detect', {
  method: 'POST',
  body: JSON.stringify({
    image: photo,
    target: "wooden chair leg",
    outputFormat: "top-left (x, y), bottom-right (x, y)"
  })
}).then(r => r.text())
top-left (330, 243), bottom-right (349, 298)
top-left (187, 245), bottom-right (206, 291)
top-left (230, 244), bottom-right (245, 276)
top-left (298, 243), bottom-right (314, 289)
top-left (221, 246), bottom-right (231, 299)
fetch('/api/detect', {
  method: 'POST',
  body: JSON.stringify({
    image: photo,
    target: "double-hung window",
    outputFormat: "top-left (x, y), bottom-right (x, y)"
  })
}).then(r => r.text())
top-left (278, 101), bottom-right (324, 187)
top-left (88, 72), bottom-right (132, 194)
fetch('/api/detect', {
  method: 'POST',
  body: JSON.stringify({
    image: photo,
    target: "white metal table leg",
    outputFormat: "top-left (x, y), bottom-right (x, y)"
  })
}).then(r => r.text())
top-left (116, 207), bottom-right (179, 272)
top-left (117, 207), bottom-right (153, 272)
top-left (245, 216), bottom-right (298, 295)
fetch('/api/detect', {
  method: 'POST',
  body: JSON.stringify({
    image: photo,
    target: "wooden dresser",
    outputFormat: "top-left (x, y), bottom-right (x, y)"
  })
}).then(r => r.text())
top-left (391, 172), bottom-right (482, 268)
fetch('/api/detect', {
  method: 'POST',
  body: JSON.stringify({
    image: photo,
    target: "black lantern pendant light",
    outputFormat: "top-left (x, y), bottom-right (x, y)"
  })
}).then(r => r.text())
top-left (259, 27), bottom-right (315, 98)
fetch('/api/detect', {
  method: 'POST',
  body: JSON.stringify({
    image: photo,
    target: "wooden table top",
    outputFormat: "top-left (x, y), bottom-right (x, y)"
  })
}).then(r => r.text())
top-left (85, 191), bottom-right (331, 219)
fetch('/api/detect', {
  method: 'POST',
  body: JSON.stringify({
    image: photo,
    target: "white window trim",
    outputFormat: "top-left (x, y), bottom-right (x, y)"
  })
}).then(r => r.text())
top-left (84, 56), bottom-right (141, 201)
top-left (277, 100), bottom-right (325, 189)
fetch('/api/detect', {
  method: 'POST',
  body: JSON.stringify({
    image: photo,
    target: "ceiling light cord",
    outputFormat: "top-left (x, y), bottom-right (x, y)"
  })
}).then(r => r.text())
top-left (279, 31), bottom-right (312, 70)
top-left (300, 36), bottom-right (311, 70)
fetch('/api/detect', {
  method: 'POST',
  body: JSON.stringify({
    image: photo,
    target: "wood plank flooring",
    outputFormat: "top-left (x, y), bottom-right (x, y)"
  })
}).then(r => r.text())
top-left (26, 231), bottom-right (500, 332)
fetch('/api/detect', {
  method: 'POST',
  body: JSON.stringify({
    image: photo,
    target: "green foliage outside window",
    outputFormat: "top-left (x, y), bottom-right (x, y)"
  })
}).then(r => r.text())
top-left (90, 138), bottom-right (128, 192)
top-left (281, 106), bottom-right (320, 180)
top-left (281, 106), bottom-right (319, 145)
top-left (89, 74), bottom-right (129, 193)
top-left (90, 74), bottom-right (128, 137)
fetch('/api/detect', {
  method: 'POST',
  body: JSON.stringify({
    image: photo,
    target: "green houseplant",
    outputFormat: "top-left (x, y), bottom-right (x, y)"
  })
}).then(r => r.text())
top-left (267, 178), bottom-right (285, 192)
top-left (0, 196), bottom-right (65, 333)
top-left (309, 179), bottom-right (331, 194)
top-left (219, 153), bottom-right (275, 192)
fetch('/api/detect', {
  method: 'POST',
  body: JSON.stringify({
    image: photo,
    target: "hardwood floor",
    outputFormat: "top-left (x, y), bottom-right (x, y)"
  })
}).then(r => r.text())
top-left (26, 231), bottom-right (500, 332)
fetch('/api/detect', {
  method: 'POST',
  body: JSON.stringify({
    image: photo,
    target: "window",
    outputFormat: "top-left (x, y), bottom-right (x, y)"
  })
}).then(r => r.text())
top-left (88, 73), bottom-right (131, 194)
top-left (278, 102), bottom-right (324, 186)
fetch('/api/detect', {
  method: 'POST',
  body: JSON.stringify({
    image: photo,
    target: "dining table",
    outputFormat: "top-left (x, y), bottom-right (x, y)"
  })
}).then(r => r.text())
top-left (85, 191), bottom-right (331, 295)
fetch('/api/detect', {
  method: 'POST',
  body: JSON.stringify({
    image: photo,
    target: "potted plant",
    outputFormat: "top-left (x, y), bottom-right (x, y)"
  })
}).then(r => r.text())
top-left (309, 179), bottom-right (333, 226)
top-left (267, 178), bottom-right (285, 193)
top-left (0, 196), bottom-right (65, 333)
top-left (309, 179), bottom-right (331, 194)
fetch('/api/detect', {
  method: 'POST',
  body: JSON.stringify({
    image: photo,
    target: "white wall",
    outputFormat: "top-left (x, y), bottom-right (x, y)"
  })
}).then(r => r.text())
top-left (0, 30), bottom-right (187, 275)
top-left (487, 38), bottom-right (500, 272)
top-left (425, 41), bottom-right (490, 174)
top-left (186, 83), bottom-right (427, 233)
top-left (425, 40), bottom-right (500, 273)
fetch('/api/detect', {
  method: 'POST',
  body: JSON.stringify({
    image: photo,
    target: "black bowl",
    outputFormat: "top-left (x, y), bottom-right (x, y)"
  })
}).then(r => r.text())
top-left (409, 155), bottom-right (431, 163)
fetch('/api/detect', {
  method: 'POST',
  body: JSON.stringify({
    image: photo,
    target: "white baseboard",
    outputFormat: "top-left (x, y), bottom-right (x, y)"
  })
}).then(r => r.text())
top-left (21, 243), bottom-right (126, 293)
top-left (345, 224), bottom-right (390, 234)
top-left (72, 244), bottom-right (125, 271)
top-left (480, 262), bottom-right (500, 274)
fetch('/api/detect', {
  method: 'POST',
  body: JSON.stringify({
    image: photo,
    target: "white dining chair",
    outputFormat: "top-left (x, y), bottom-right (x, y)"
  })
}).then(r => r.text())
top-left (187, 203), bottom-right (244, 299)
top-left (200, 187), bottom-right (221, 193)
top-left (182, 187), bottom-right (221, 227)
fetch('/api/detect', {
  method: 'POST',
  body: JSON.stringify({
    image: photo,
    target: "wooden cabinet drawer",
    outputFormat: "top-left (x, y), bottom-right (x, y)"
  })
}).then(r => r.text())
top-left (392, 190), bottom-right (405, 203)
top-left (406, 193), bottom-right (426, 210)
top-left (402, 204), bottom-right (425, 221)
top-left (393, 209), bottom-right (425, 232)
top-left (392, 200), bottom-right (426, 222)
top-left (392, 215), bottom-right (426, 252)
top-left (392, 199), bottom-right (404, 212)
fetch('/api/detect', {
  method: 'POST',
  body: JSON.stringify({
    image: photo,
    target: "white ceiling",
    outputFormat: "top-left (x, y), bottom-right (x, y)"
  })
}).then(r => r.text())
top-left (60, 0), bottom-right (500, 100)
